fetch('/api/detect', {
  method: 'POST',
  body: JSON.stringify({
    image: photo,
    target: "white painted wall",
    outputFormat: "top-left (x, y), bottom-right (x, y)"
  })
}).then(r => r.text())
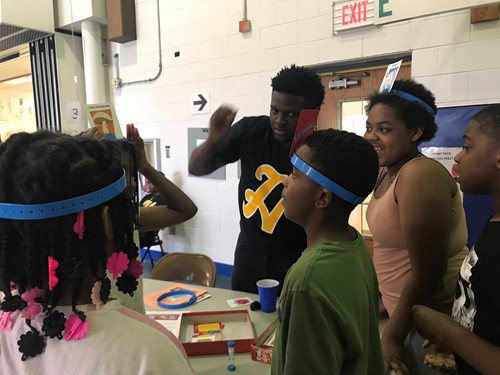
top-left (55, 33), bottom-right (88, 135)
top-left (107, 0), bottom-right (500, 265)
top-left (56, 0), bottom-right (106, 28)
top-left (0, 0), bottom-right (54, 32)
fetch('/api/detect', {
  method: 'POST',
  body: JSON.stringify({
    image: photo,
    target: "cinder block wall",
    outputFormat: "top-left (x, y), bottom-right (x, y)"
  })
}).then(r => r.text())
top-left (107, 0), bottom-right (500, 265)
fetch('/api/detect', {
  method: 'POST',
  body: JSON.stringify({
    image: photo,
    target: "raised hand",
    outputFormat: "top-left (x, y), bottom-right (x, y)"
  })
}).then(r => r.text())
top-left (208, 104), bottom-right (237, 141)
top-left (78, 127), bottom-right (105, 140)
top-left (126, 123), bottom-right (148, 172)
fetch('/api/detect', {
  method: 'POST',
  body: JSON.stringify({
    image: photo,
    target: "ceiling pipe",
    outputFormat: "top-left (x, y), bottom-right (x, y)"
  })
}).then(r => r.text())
top-left (113, 0), bottom-right (162, 88)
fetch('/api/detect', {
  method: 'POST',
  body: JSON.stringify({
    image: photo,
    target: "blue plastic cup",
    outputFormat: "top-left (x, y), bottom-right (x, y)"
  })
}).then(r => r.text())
top-left (256, 279), bottom-right (279, 313)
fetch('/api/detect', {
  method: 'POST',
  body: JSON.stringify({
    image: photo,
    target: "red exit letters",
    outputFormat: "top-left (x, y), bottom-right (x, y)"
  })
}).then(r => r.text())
top-left (342, 1), bottom-right (369, 25)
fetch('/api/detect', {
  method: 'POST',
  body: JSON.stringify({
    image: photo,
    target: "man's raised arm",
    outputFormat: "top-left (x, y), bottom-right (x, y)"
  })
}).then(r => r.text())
top-left (188, 104), bottom-right (237, 176)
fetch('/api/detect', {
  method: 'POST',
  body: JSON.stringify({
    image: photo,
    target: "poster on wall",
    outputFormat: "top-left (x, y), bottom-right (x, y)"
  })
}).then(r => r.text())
top-left (86, 103), bottom-right (124, 139)
top-left (421, 147), bottom-right (461, 179)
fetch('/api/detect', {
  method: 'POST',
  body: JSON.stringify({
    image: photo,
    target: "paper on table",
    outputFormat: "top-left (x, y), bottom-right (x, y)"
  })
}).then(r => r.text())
top-left (195, 294), bottom-right (212, 304)
top-left (146, 311), bottom-right (185, 338)
top-left (144, 283), bottom-right (208, 310)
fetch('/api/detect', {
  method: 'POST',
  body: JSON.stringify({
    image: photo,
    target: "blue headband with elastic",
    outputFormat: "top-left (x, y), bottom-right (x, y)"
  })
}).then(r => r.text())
top-left (290, 153), bottom-right (365, 205)
top-left (391, 90), bottom-right (436, 116)
top-left (0, 171), bottom-right (127, 220)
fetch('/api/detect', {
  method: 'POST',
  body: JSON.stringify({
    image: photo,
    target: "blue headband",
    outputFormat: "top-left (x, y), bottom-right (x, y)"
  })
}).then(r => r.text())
top-left (290, 154), bottom-right (365, 205)
top-left (0, 171), bottom-right (127, 220)
top-left (157, 290), bottom-right (197, 309)
top-left (391, 90), bottom-right (436, 116)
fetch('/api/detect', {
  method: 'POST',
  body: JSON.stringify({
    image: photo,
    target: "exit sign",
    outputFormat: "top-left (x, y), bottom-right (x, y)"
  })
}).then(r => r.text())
top-left (333, 0), bottom-right (375, 34)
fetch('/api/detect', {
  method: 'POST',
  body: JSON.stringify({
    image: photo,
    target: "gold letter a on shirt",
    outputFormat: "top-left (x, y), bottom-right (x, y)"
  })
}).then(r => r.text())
top-left (242, 164), bottom-right (287, 234)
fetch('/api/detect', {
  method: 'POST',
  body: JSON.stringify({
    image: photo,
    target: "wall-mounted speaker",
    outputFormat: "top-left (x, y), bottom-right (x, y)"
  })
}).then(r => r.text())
top-left (107, 0), bottom-right (137, 43)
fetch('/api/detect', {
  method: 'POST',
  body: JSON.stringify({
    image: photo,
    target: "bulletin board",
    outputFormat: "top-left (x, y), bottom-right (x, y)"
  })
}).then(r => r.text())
top-left (420, 105), bottom-right (486, 148)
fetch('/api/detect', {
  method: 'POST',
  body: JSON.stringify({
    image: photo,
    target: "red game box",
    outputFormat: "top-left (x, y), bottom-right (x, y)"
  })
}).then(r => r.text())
top-left (179, 310), bottom-right (255, 356)
top-left (250, 318), bottom-right (279, 365)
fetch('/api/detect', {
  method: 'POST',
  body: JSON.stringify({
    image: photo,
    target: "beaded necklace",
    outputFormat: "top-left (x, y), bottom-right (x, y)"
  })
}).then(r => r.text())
top-left (373, 170), bottom-right (389, 192)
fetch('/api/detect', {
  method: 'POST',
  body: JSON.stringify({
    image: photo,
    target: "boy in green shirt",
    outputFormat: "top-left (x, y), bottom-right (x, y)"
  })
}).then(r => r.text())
top-left (271, 129), bottom-right (385, 375)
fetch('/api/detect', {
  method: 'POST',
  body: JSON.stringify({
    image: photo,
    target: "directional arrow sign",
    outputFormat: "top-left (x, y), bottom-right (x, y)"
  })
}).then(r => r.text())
top-left (194, 94), bottom-right (207, 110)
top-left (191, 92), bottom-right (210, 114)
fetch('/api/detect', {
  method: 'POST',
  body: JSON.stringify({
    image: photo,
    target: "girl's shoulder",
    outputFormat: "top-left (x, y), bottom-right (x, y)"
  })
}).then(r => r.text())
top-left (400, 156), bottom-right (453, 182)
top-left (396, 157), bottom-right (457, 198)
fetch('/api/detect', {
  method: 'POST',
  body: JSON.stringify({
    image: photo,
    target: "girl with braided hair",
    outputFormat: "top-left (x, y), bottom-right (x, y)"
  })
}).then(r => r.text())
top-left (0, 132), bottom-right (194, 374)
top-left (110, 124), bottom-right (198, 313)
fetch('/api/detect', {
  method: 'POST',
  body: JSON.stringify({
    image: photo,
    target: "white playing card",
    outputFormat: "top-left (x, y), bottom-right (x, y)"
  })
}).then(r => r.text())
top-left (226, 297), bottom-right (253, 307)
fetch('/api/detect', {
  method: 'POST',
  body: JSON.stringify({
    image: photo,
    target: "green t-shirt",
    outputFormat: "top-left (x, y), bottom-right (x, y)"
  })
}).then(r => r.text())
top-left (271, 233), bottom-right (384, 375)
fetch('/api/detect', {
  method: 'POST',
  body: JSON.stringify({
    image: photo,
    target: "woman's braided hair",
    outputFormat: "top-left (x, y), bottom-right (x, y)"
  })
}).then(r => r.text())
top-left (0, 131), bottom-right (138, 358)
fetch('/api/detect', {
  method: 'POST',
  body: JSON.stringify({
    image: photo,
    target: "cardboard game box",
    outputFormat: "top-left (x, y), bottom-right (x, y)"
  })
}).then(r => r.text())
top-left (250, 318), bottom-right (279, 365)
top-left (178, 310), bottom-right (256, 356)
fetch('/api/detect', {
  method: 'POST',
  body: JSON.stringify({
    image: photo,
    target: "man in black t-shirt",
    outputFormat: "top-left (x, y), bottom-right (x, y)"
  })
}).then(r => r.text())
top-left (189, 65), bottom-right (325, 293)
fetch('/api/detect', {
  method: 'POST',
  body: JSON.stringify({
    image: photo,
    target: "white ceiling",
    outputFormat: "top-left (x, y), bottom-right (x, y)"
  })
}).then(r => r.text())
top-left (0, 45), bottom-right (33, 94)
top-left (0, 17), bottom-right (53, 96)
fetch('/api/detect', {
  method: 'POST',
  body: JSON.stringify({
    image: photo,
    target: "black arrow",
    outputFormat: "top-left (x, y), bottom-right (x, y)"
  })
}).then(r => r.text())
top-left (193, 94), bottom-right (207, 111)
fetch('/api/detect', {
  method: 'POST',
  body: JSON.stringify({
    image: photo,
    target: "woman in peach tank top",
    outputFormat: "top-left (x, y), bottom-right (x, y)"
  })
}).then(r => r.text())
top-left (364, 79), bottom-right (468, 375)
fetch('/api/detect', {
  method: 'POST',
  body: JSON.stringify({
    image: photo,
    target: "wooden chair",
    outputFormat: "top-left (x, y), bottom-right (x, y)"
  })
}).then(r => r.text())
top-left (151, 252), bottom-right (217, 287)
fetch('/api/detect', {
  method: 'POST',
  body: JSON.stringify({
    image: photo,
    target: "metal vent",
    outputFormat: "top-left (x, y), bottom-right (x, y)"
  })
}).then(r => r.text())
top-left (0, 23), bottom-right (51, 53)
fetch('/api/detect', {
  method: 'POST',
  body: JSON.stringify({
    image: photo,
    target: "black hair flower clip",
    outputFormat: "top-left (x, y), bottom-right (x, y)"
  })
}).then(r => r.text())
top-left (41, 309), bottom-right (66, 339)
top-left (130, 243), bottom-right (140, 259)
top-left (123, 242), bottom-right (139, 259)
top-left (58, 258), bottom-right (84, 281)
top-left (1, 295), bottom-right (28, 312)
top-left (116, 274), bottom-right (138, 296)
top-left (18, 324), bottom-right (45, 361)
top-left (100, 277), bottom-right (111, 303)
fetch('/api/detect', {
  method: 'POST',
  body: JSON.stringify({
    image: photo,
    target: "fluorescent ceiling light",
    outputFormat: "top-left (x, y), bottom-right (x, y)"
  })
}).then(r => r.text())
top-left (2, 75), bottom-right (32, 85)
